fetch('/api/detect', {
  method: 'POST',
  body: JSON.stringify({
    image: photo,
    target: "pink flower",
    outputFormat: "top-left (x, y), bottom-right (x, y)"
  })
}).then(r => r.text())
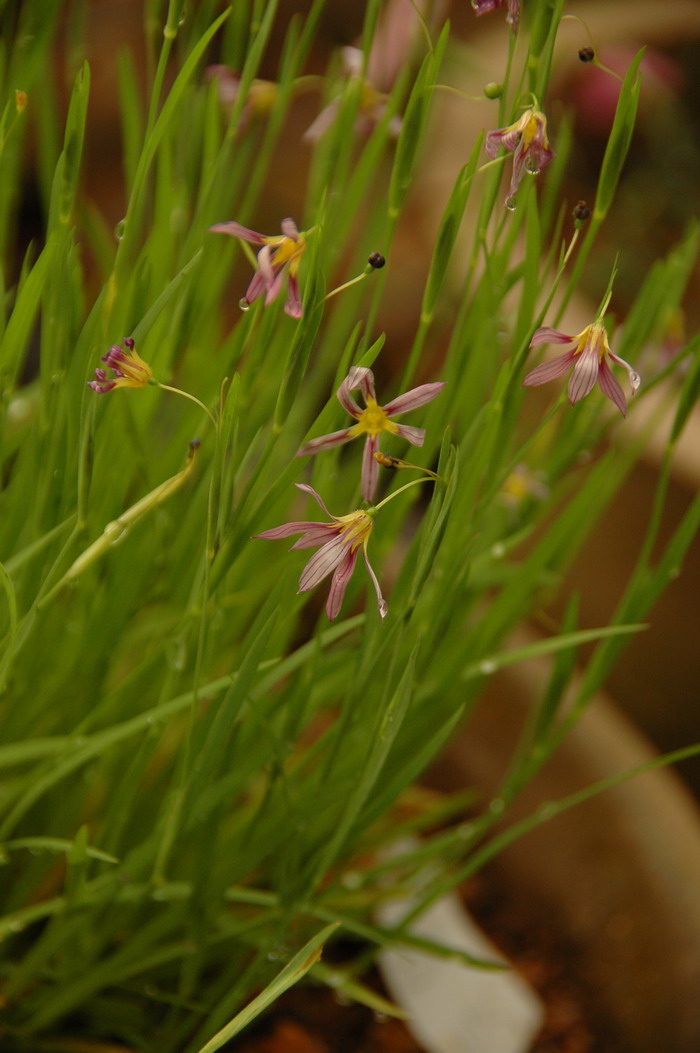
top-left (485, 105), bottom-right (554, 209)
top-left (88, 338), bottom-right (153, 394)
top-left (304, 0), bottom-right (445, 142)
top-left (472, 0), bottom-right (520, 34)
top-left (523, 322), bottom-right (641, 416)
top-left (254, 483), bottom-right (387, 621)
top-left (304, 46), bottom-right (403, 142)
top-left (209, 217), bottom-right (307, 318)
top-left (206, 66), bottom-right (278, 131)
top-left (297, 366), bottom-right (445, 501)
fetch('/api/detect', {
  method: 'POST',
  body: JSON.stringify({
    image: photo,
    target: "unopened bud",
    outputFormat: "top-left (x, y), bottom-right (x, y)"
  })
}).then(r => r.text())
top-left (15, 90), bottom-right (27, 114)
top-left (483, 82), bottom-right (502, 100)
top-left (368, 252), bottom-right (385, 270)
top-left (573, 201), bottom-right (591, 223)
top-left (578, 47), bottom-right (595, 63)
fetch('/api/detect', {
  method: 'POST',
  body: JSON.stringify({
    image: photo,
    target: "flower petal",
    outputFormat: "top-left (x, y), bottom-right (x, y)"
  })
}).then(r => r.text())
top-left (295, 482), bottom-right (337, 520)
top-left (257, 244), bottom-right (275, 286)
top-left (298, 531), bottom-right (349, 592)
top-left (361, 435), bottom-right (380, 502)
top-left (285, 272), bottom-right (303, 318)
top-left (522, 351), bottom-right (576, 386)
top-left (254, 520), bottom-right (323, 541)
top-left (244, 268), bottom-right (268, 306)
top-left (608, 352), bottom-right (641, 395)
top-left (393, 423), bottom-right (425, 446)
top-left (530, 327), bottom-right (575, 347)
top-left (291, 525), bottom-right (338, 549)
top-left (597, 358), bottom-right (627, 416)
top-left (337, 367), bottom-right (376, 417)
top-left (297, 428), bottom-right (355, 457)
top-left (209, 221), bottom-right (267, 244)
top-left (264, 267), bottom-right (286, 306)
top-left (303, 98), bottom-right (341, 142)
top-left (362, 543), bottom-right (388, 619)
top-left (381, 381), bottom-right (445, 417)
top-left (485, 127), bottom-right (518, 159)
top-left (281, 217), bottom-right (299, 240)
top-left (568, 349), bottom-right (599, 405)
top-left (326, 548), bottom-right (360, 621)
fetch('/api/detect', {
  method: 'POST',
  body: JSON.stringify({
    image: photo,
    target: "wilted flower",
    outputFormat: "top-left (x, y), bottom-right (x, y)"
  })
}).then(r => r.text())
top-left (209, 217), bottom-right (307, 318)
top-left (255, 483), bottom-right (387, 621)
top-left (88, 338), bottom-right (153, 394)
top-left (297, 366), bottom-right (445, 501)
top-left (485, 104), bottom-right (554, 209)
top-left (523, 322), bottom-right (641, 416)
top-left (472, 0), bottom-right (520, 34)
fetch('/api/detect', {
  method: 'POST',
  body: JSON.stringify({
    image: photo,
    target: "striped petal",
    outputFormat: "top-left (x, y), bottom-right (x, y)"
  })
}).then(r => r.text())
top-left (254, 520), bottom-right (324, 541)
top-left (530, 327), bottom-right (575, 347)
top-left (264, 267), bottom-right (286, 306)
top-left (285, 272), bottom-right (303, 318)
top-left (244, 268), bottom-right (267, 306)
top-left (209, 221), bottom-right (266, 244)
top-left (382, 382), bottom-right (445, 417)
top-left (326, 548), bottom-right (360, 621)
top-left (363, 543), bottom-right (388, 619)
top-left (568, 349), bottom-right (599, 405)
top-left (291, 525), bottom-right (338, 550)
top-left (393, 423), bottom-right (425, 446)
top-left (257, 244), bottom-right (275, 286)
top-left (597, 358), bottom-right (627, 416)
top-left (297, 428), bottom-right (355, 457)
top-left (522, 351), bottom-right (576, 387)
top-left (295, 482), bottom-right (337, 520)
top-left (298, 531), bottom-right (350, 592)
top-left (337, 367), bottom-right (375, 417)
top-left (361, 435), bottom-right (380, 501)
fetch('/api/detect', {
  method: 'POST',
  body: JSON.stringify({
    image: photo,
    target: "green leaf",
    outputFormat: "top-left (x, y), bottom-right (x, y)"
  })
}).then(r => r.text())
top-left (194, 923), bottom-right (339, 1053)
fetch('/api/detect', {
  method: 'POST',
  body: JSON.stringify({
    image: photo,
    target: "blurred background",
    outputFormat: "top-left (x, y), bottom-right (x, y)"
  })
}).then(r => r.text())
top-left (11, 0), bottom-right (700, 792)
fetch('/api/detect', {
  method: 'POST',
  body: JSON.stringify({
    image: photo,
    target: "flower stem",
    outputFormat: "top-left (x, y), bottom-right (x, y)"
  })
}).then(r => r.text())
top-left (372, 476), bottom-right (435, 513)
top-left (157, 383), bottom-right (218, 428)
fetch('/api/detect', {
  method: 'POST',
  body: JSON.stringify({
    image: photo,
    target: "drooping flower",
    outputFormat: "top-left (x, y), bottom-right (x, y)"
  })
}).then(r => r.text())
top-left (255, 483), bottom-right (387, 621)
top-left (88, 338), bottom-right (153, 394)
top-left (209, 217), bottom-right (307, 318)
top-left (297, 366), bottom-right (445, 501)
top-left (472, 0), bottom-right (520, 34)
top-left (485, 104), bottom-right (554, 209)
top-left (522, 322), bottom-right (641, 416)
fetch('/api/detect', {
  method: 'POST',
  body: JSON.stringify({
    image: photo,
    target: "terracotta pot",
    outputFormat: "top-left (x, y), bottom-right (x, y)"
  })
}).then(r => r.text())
top-left (427, 657), bottom-right (700, 1053)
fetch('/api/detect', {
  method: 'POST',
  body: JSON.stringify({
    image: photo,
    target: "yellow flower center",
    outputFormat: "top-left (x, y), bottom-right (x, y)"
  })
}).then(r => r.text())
top-left (336, 510), bottom-right (374, 550)
top-left (350, 397), bottom-right (399, 438)
top-left (266, 233), bottom-right (306, 274)
top-left (573, 323), bottom-right (609, 362)
top-left (115, 348), bottom-right (153, 389)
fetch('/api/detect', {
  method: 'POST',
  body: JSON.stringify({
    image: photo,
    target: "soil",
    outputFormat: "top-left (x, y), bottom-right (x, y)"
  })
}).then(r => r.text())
top-left (229, 865), bottom-right (620, 1053)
